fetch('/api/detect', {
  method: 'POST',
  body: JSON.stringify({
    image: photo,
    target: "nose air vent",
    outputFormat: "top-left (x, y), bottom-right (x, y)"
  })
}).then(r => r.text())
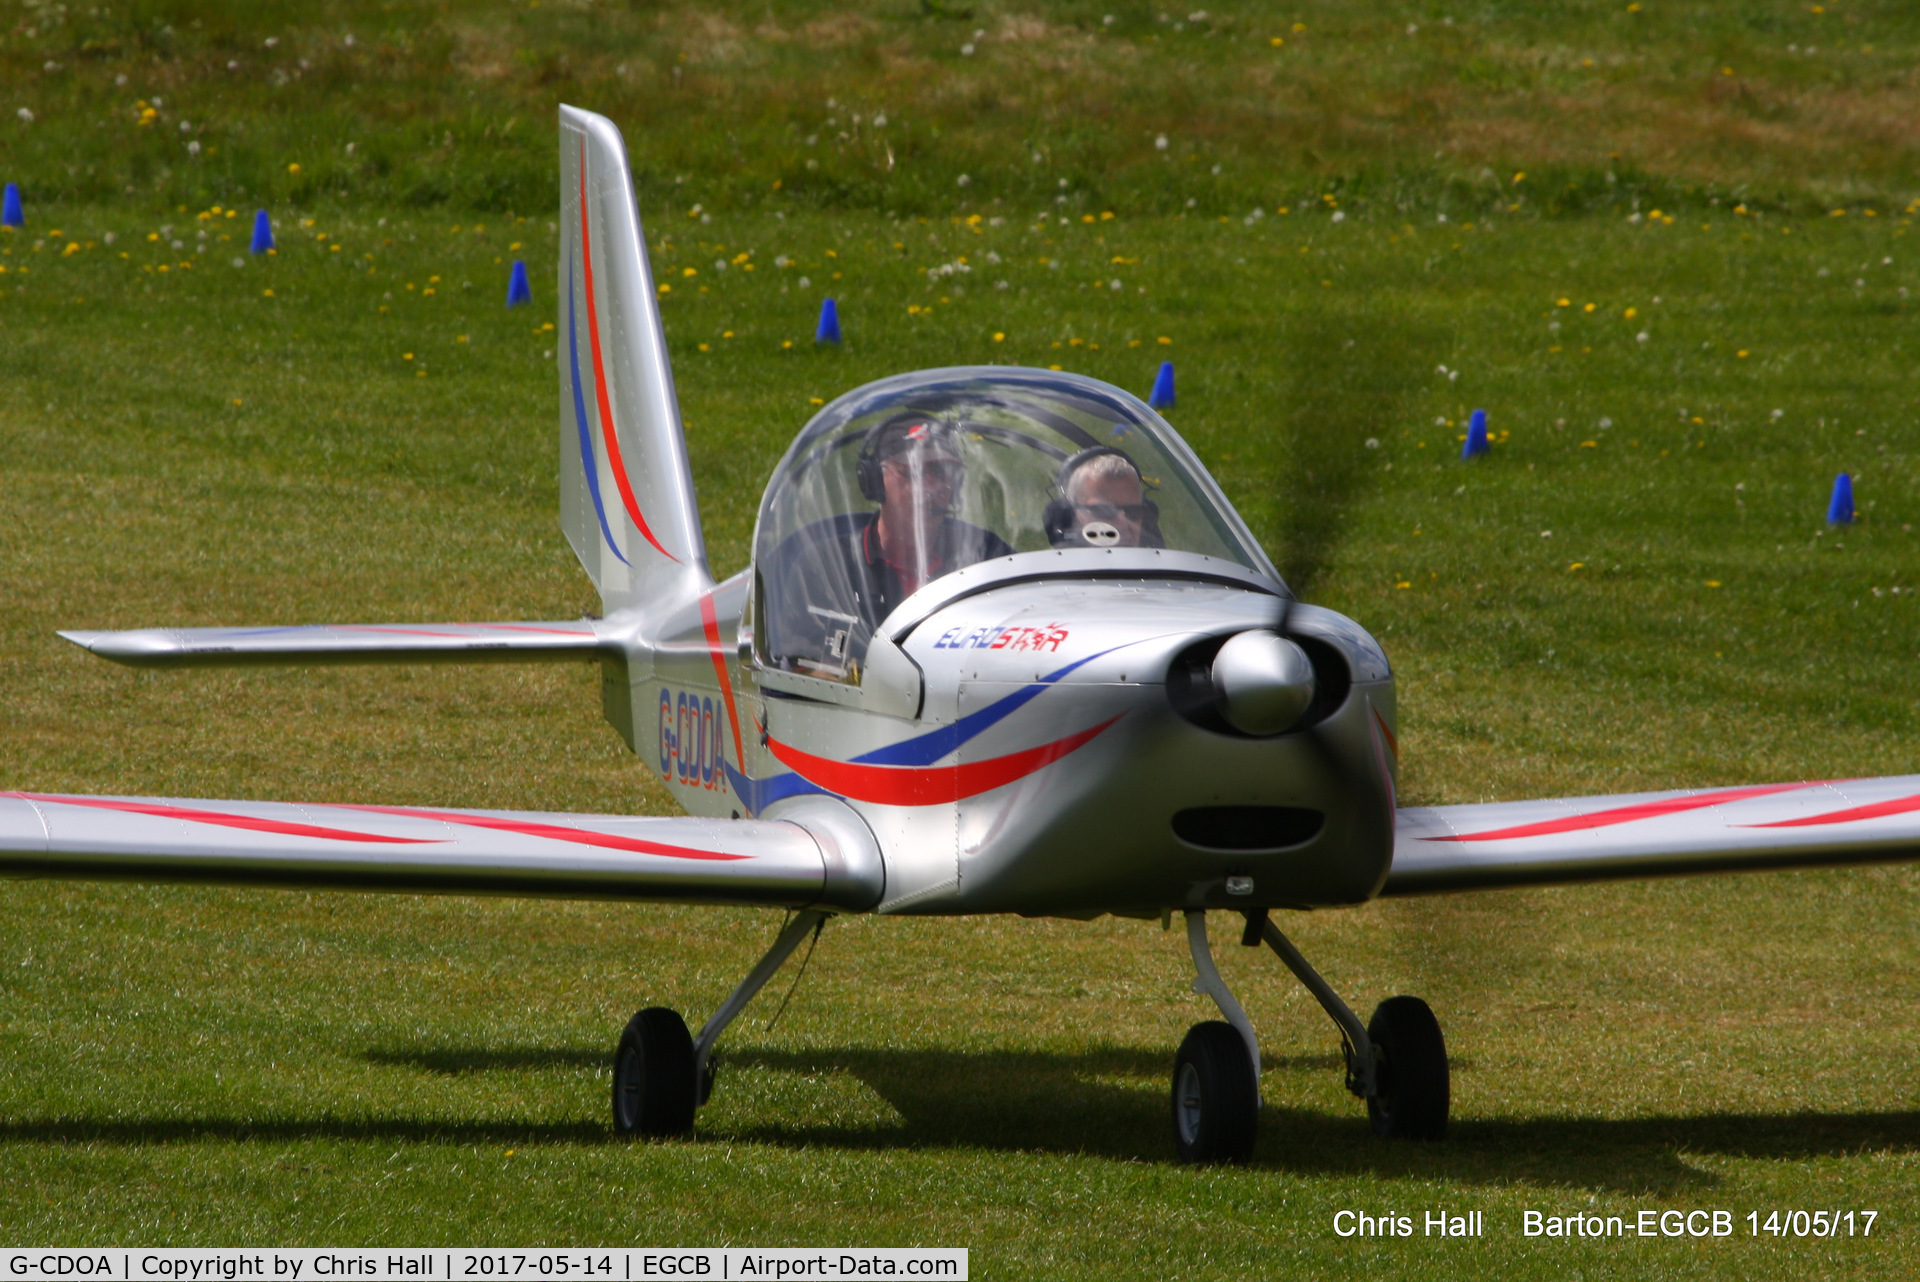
top-left (1166, 633), bottom-right (1351, 735)
top-left (1173, 806), bottom-right (1325, 851)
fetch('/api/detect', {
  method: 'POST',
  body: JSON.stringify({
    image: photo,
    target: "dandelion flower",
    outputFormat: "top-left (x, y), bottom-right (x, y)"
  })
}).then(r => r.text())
top-left (993, 332), bottom-right (1005, 342)
top-left (288, 163), bottom-right (301, 174)
top-left (1157, 335), bottom-right (1171, 345)
top-left (1737, 350), bottom-right (1749, 358)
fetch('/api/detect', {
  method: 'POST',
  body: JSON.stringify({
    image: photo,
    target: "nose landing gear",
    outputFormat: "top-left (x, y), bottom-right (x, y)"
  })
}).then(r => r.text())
top-left (1173, 909), bottom-right (1450, 1163)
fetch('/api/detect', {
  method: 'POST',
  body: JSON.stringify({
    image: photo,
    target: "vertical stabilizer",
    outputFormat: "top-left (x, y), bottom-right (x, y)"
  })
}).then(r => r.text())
top-left (558, 105), bottom-right (710, 612)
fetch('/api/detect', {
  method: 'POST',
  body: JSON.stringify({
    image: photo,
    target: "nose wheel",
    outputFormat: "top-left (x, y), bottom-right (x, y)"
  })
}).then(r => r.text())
top-left (1172, 1020), bottom-right (1261, 1163)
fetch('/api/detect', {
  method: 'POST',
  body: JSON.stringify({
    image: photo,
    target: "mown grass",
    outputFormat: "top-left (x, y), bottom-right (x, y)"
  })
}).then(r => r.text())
top-left (4, 1), bottom-right (1920, 218)
top-left (3, 1), bottom-right (1920, 1275)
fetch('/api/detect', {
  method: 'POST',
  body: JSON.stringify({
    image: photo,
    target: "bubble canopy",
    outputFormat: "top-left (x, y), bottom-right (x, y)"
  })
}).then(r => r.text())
top-left (751, 367), bottom-right (1272, 683)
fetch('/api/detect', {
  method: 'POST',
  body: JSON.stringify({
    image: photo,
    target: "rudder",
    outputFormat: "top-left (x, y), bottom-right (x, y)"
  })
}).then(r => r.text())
top-left (558, 105), bottom-right (709, 613)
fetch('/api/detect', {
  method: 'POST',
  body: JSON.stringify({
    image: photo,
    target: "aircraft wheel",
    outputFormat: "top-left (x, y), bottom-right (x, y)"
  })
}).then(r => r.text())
top-left (1171, 1020), bottom-right (1259, 1164)
top-left (1366, 995), bottom-right (1449, 1141)
top-left (611, 1007), bottom-right (697, 1139)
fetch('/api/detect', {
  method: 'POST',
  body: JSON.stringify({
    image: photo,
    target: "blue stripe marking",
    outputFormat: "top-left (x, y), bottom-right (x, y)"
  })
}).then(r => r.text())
top-left (568, 250), bottom-right (628, 566)
top-left (849, 649), bottom-right (1114, 767)
top-left (724, 757), bottom-right (825, 816)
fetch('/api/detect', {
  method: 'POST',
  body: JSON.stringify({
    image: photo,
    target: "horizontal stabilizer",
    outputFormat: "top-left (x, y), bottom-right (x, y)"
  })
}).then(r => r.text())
top-left (60, 621), bottom-right (607, 668)
top-left (0, 791), bottom-right (881, 910)
top-left (1388, 775), bottom-right (1920, 895)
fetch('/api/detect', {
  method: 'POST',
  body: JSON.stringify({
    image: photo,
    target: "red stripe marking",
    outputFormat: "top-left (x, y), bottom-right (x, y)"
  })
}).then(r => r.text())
top-left (337, 626), bottom-right (494, 639)
top-left (472, 623), bottom-right (597, 637)
top-left (15, 793), bottom-right (441, 844)
top-left (1744, 792), bottom-right (1920, 829)
top-left (578, 139), bottom-right (677, 564)
top-left (1371, 705), bottom-right (1398, 763)
top-left (767, 717), bottom-right (1122, 807)
top-left (1426, 782), bottom-right (1822, 842)
top-left (699, 593), bottom-right (747, 776)
top-left (339, 804), bottom-right (748, 861)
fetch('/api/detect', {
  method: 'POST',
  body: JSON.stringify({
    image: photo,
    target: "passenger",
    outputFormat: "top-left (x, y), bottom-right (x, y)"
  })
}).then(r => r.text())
top-left (762, 416), bottom-right (1013, 679)
top-left (1046, 447), bottom-right (1164, 549)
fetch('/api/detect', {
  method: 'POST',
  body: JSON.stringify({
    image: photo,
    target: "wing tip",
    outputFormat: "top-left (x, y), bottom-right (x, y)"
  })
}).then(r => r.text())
top-left (58, 628), bottom-right (180, 666)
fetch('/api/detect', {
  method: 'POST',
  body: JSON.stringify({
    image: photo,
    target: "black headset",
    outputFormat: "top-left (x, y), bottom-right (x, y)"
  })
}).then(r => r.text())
top-left (1043, 447), bottom-right (1163, 547)
top-left (856, 414), bottom-right (951, 502)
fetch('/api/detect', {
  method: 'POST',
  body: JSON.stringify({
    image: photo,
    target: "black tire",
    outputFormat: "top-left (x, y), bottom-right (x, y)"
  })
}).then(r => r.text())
top-left (1171, 1020), bottom-right (1260, 1164)
top-left (611, 1007), bottom-right (697, 1139)
top-left (1366, 995), bottom-right (1449, 1141)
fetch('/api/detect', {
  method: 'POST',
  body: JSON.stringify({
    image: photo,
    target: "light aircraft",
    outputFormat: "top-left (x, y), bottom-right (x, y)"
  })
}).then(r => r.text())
top-left (11, 106), bottom-right (1920, 1163)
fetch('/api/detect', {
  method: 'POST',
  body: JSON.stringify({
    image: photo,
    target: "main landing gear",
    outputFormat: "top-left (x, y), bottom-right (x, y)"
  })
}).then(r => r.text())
top-left (611, 909), bottom-right (828, 1140)
top-left (1173, 908), bottom-right (1449, 1163)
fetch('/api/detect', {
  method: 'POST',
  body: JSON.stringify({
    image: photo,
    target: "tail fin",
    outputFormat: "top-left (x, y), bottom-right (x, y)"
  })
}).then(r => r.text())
top-left (558, 105), bottom-right (710, 612)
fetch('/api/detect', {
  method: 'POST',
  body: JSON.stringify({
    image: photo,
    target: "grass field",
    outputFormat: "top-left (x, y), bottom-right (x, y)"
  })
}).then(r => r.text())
top-left (3, 2), bottom-right (1920, 1276)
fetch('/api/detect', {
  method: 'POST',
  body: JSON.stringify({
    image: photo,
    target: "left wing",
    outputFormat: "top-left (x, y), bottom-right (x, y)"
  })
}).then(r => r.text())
top-left (1387, 775), bottom-right (1920, 896)
top-left (59, 620), bottom-right (607, 667)
top-left (0, 791), bottom-right (881, 910)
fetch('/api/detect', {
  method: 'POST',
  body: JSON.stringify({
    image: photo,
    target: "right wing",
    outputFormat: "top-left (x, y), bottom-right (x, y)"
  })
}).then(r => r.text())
top-left (1387, 775), bottom-right (1920, 896)
top-left (59, 620), bottom-right (607, 667)
top-left (0, 791), bottom-right (882, 911)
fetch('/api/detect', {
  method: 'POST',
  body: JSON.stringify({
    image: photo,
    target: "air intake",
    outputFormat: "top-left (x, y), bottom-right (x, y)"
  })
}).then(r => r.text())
top-left (1172, 806), bottom-right (1324, 852)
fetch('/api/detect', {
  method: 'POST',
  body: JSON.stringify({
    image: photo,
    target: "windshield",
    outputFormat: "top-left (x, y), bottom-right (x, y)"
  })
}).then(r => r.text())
top-left (751, 367), bottom-right (1267, 684)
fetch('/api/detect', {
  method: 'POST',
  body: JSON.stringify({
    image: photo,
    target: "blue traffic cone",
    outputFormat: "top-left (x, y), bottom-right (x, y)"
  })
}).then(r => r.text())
top-left (1826, 473), bottom-right (1855, 525)
top-left (1461, 408), bottom-right (1490, 459)
top-left (250, 209), bottom-right (273, 253)
top-left (815, 297), bottom-right (841, 344)
top-left (1, 183), bottom-right (21, 227)
top-left (506, 260), bottom-right (532, 307)
top-left (1149, 361), bottom-right (1175, 409)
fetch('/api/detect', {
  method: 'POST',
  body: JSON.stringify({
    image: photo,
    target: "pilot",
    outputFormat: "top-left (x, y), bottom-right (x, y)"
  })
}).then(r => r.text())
top-left (762, 415), bottom-right (1013, 678)
top-left (1045, 447), bottom-right (1164, 549)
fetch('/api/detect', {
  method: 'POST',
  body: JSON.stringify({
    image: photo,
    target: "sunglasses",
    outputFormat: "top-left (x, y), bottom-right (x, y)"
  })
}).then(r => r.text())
top-left (1075, 502), bottom-right (1152, 522)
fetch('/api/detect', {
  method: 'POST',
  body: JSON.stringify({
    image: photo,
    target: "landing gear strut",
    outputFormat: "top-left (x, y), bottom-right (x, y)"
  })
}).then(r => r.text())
top-left (611, 909), bottom-right (828, 1140)
top-left (1171, 909), bottom-right (1449, 1163)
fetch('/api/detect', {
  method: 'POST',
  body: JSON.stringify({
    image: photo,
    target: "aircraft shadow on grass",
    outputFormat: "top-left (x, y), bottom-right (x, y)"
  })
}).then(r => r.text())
top-left (3, 1040), bottom-right (1872, 1195)
top-left (5, 1040), bottom-right (1914, 1194)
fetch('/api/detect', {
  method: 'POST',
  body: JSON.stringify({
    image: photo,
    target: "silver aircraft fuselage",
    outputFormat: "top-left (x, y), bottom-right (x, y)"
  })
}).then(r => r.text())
top-left (623, 547), bottom-right (1398, 918)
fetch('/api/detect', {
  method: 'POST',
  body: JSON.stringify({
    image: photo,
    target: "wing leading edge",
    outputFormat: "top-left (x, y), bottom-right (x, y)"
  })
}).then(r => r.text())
top-left (59, 621), bottom-right (608, 668)
top-left (0, 791), bottom-right (882, 910)
top-left (1387, 775), bottom-right (1920, 896)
